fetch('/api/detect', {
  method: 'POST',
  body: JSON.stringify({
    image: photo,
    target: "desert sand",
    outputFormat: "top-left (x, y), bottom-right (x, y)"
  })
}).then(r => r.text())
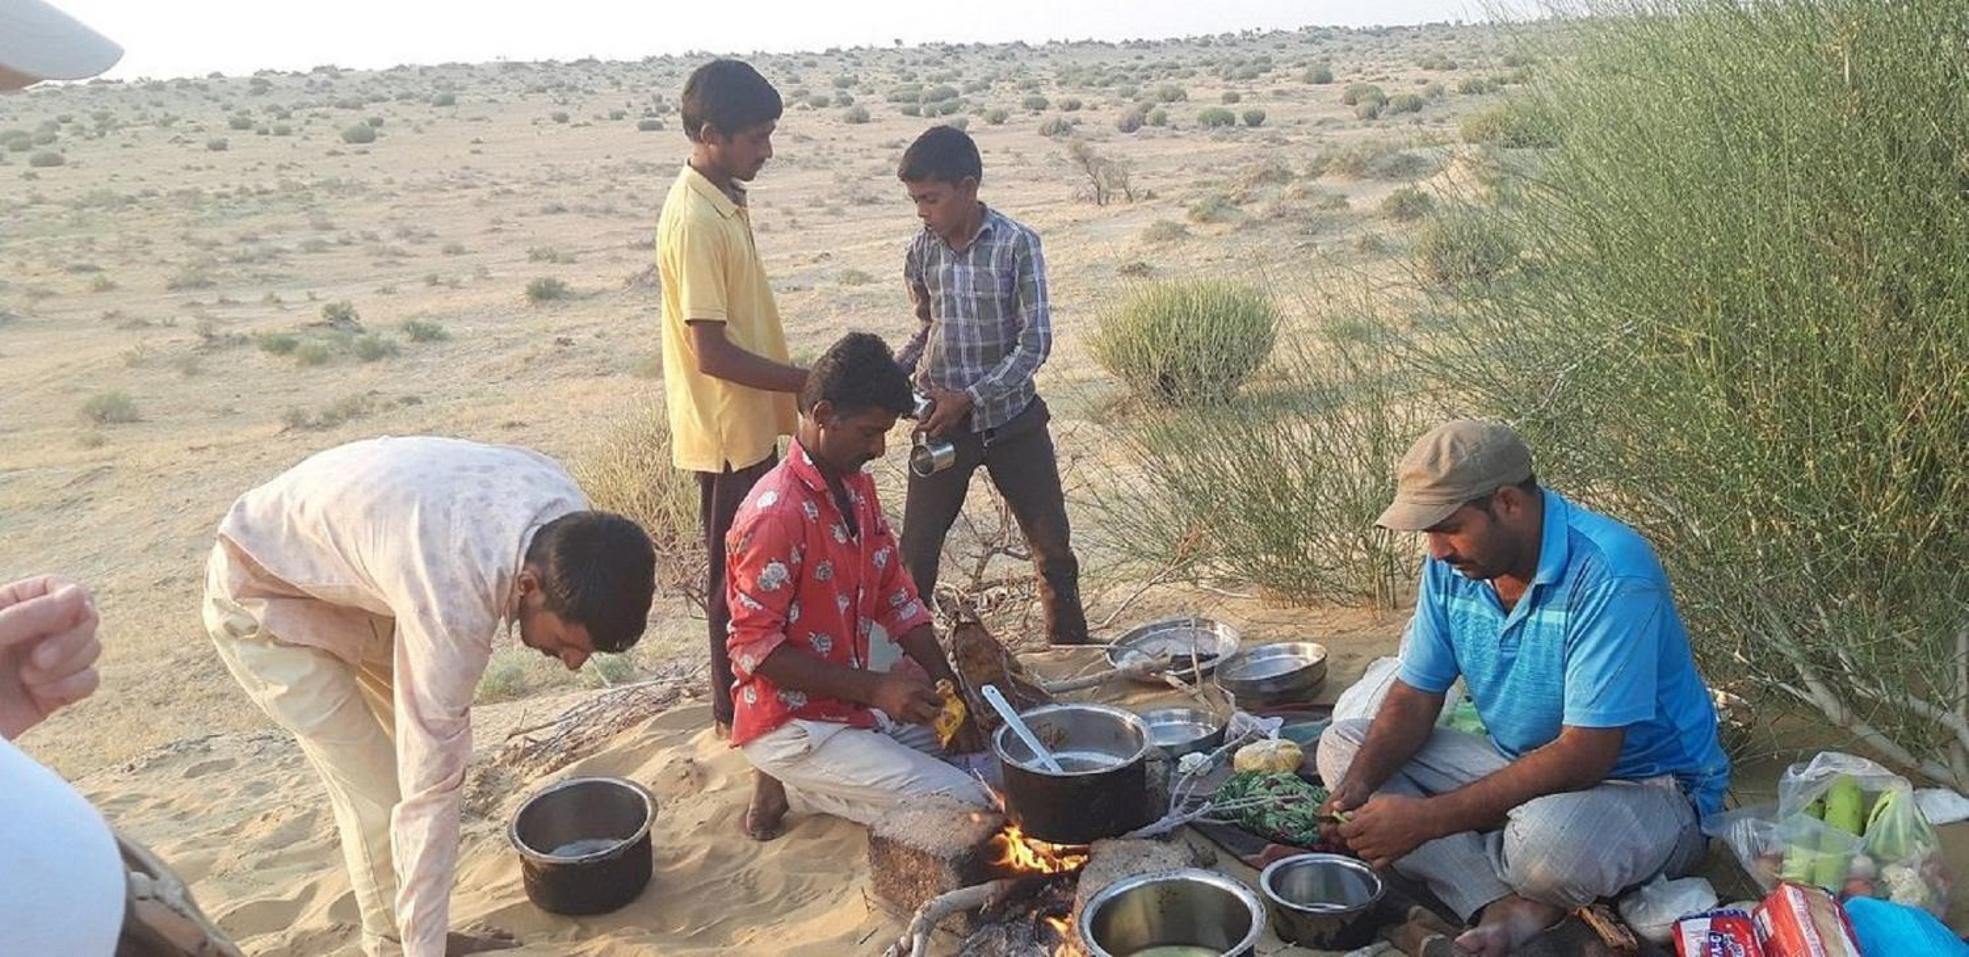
top-left (1, 20), bottom-right (1817, 955)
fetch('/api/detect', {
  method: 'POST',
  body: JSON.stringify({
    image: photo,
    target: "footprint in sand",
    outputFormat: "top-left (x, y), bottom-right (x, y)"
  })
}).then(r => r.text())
top-left (183, 757), bottom-right (238, 779)
top-left (217, 893), bottom-right (307, 937)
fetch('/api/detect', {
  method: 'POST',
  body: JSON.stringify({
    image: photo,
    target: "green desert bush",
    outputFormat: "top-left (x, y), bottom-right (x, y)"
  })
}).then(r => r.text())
top-left (1413, 210), bottom-right (1518, 286)
top-left (1460, 99), bottom-right (1559, 148)
top-left (1341, 83), bottom-right (1386, 107)
top-left (1059, 97), bottom-right (1083, 112)
top-left (984, 108), bottom-right (1010, 125)
top-left (431, 92), bottom-right (456, 107)
top-left (80, 391), bottom-right (139, 425)
top-left (1379, 185), bottom-right (1434, 221)
top-left (1303, 63), bottom-right (1335, 84)
top-left (340, 123), bottom-right (376, 144)
top-left (320, 299), bottom-right (359, 326)
top-left (636, 118), bottom-right (662, 131)
top-left (1457, 76), bottom-right (1502, 96)
top-left (1386, 93), bottom-right (1425, 114)
top-left (28, 150), bottom-right (64, 167)
top-left (206, 137), bottom-right (229, 151)
top-left (352, 334), bottom-right (399, 361)
top-left (1421, 0), bottom-right (1969, 785)
top-left (1141, 220), bottom-right (1189, 243)
top-left (1197, 107), bottom-right (1237, 128)
top-left (1038, 116), bottom-right (1073, 137)
top-left (1090, 279), bottom-right (1278, 405)
top-left (572, 405), bottom-right (707, 608)
top-left (257, 332), bottom-right (300, 354)
top-left (525, 277), bottom-right (571, 302)
top-left (401, 318), bottom-right (448, 342)
top-left (1220, 91), bottom-right (1242, 104)
top-left (1147, 108), bottom-right (1169, 127)
top-left (1241, 109), bottom-right (1266, 127)
top-left (294, 341), bottom-right (333, 366)
top-left (842, 104), bottom-right (871, 124)
top-left (1116, 107), bottom-right (1147, 133)
top-left (227, 115), bottom-right (253, 130)
top-left (1153, 84), bottom-right (1187, 103)
top-left (1090, 306), bottom-right (1419, 607)
top-left (1021, 94), bottom-right (1050, 111)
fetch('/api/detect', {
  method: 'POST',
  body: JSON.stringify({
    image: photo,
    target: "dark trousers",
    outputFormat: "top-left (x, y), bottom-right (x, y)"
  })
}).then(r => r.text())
top-left (698, 452), bottom-right (778, 727)
top-left (900, 397), bottom-right (1089, 645)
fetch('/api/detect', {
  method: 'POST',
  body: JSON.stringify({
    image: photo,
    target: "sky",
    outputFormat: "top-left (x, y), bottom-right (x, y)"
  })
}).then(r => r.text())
top-left (53, 0), bottom-right (1490, 81)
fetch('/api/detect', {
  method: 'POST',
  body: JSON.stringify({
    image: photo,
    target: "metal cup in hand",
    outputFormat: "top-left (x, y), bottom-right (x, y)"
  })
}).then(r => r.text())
top-left (907, 391), bottom-right (956, 477)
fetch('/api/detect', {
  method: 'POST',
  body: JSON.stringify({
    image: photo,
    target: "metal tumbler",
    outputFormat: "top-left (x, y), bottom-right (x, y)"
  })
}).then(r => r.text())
top-left (908, 392), bottom-right (957, 477)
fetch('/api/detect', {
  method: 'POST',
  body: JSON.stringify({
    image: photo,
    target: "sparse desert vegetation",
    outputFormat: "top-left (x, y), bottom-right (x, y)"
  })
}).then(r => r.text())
top-left (10, 13), bottom-right (1962, 954)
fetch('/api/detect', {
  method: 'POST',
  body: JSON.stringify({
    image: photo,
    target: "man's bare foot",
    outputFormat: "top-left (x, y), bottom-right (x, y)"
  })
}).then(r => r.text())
top-left (1454, 894), bottom-right (1564, 957)
top-left (445, 929), bottom-right (519, 955)
top-left (715, 720), bottom-right (732, 741)
top-left (743, 772), bottom-right (788, 841)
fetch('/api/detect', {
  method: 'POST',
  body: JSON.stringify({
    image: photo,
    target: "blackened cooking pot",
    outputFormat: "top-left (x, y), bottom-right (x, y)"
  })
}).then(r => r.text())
top-left (993, 703), bottom-right (1155, 845)
top-left (508, 776), bottom-right (656, 915)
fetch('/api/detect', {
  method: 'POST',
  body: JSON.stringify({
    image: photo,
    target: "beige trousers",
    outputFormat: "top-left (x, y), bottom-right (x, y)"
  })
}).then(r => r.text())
top-left (203, 558), bottom-right (405, 957)
top-left (742, 719), bottom-right (992, 826)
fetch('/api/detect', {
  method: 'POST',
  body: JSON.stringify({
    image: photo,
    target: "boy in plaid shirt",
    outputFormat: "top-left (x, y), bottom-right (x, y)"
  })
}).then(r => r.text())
top-left (894, 125), bottom-right (1087, 645)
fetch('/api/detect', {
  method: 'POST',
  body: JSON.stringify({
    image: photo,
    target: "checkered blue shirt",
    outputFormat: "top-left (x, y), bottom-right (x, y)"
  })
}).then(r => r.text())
top-left (897, 206), bottom-right (1052, 432)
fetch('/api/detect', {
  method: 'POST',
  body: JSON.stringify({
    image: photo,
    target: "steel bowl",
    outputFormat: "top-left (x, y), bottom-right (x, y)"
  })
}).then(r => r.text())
top-left (1105, 616), bottom-right (1242, 685)
top-left (1213, 642), bottom-right (1328, 704)
top-left (993, 703), bottom-right (1155, 844)
top-left (1259, 853), bottom-right (1386, 950)
top-left (1137, 706), bottom-right (1227, 759)
top-left (508, 776), bottom-right (656, 915)
top-left (1079, 867), bottom-right (1267, 957)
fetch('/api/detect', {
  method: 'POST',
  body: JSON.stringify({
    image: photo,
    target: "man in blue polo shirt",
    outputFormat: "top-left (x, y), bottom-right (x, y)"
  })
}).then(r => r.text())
top-left (1317, 420), bottom-right (1729, 957)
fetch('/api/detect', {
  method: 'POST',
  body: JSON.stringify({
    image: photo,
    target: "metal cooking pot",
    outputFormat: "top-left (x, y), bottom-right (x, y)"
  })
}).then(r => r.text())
top-left (1259, 853), bottom-right (1385, 950)
top-left (1078, 868), bottom-right (1267, 957)
top-left (508, 776), bottom-right (656, 915)
top-left (993, 703), bottom-right (1154, 845)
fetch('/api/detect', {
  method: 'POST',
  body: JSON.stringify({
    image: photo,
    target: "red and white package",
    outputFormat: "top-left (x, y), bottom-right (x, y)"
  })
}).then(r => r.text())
top-left (1673, 908), bottom-right (1764, 957)
top-left (1753, 883), bottom-right (1861, 957)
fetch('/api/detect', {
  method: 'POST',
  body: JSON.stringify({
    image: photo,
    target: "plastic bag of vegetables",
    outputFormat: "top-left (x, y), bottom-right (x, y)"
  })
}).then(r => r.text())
top-left (1705, 751), bottom-right (1953, 916)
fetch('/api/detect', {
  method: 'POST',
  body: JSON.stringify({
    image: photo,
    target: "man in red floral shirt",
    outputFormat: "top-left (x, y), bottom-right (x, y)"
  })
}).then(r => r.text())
top-left (727, 332), bottom-right (991, 840)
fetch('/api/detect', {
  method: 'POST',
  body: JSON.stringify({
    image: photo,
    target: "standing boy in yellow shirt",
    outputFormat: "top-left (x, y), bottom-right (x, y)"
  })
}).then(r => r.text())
top-left (656, 58), bottom-right (807, 837)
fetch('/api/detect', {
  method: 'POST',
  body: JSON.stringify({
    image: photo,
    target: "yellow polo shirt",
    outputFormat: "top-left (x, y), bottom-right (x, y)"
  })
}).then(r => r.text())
top-left (657, 165), bottom-right (797, 472)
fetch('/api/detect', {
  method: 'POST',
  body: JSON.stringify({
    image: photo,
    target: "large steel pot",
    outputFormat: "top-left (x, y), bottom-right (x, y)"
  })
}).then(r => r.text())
top-left (508, 776), bottom-right (656, 915)
top-left (992, 703), bottom-right (1154, 845)
top-left (1259, 852), bottom-right (1385, 949)
top-left (1078, 868), bottom-right (1267, 957)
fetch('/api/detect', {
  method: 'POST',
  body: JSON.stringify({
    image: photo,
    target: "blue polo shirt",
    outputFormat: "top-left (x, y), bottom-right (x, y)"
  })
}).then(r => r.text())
top-left (1398, 489), bottom-right (1731, 815)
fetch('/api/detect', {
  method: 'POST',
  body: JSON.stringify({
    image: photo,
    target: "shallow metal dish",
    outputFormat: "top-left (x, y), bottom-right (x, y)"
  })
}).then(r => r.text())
top-left (1105, 616), bottom-right (1242, 685)
top-left (1137, 706), bottom-right (1227, 759)
top-left (1214, 642), bottom-right (1328, 704)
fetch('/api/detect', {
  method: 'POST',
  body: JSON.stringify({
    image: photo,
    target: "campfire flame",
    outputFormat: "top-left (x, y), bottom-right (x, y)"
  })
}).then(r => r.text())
top-left (1044, 914), bottom-right (1072, 938)
top-left (988, 823), bottom-right (1089, 875)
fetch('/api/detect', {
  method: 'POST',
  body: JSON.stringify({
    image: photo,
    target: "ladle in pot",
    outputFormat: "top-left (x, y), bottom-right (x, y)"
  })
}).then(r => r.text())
top-left (981, 683), bottom-right (1064, 773)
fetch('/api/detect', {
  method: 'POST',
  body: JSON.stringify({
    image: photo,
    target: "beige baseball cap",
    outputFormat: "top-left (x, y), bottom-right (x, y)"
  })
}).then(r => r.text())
top-left (1375, 420), bottom-right (1534, 531)
top-left (0, 0), bottom-right (122, 91)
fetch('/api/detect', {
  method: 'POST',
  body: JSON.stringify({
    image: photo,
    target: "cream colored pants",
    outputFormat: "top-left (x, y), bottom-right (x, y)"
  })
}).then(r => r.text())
top-left (742, 718), bottom-right (992, 826)
top-left (203, 559), bottom-right (404, 957)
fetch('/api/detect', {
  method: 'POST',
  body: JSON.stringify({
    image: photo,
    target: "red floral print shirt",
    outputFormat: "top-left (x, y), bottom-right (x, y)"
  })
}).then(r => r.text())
top-left (725, 440), bottom-right (932, 746)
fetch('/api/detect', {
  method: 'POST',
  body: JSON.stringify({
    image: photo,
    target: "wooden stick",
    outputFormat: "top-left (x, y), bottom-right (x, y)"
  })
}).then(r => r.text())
top-left (880, 878), bottom-right (1018, 957)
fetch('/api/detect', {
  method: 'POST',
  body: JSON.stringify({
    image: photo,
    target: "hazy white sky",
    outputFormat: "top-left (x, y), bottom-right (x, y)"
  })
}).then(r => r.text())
top-left (56, 0), bottom-right (1488, 80)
